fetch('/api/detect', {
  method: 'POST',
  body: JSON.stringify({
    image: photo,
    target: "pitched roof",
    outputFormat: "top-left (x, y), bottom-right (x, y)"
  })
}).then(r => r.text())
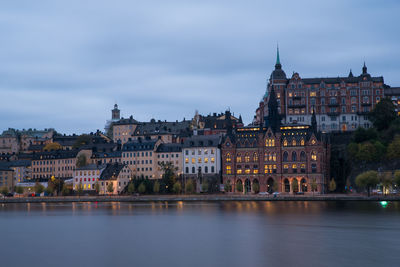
top-left (156, 143), bottom-right (182, 153)
top-left (99, 163), bottom-right (126, 181)
top-left (183, 135), bottom-right (222, 148)
top-left (122, 139), bottom-right (158, 151)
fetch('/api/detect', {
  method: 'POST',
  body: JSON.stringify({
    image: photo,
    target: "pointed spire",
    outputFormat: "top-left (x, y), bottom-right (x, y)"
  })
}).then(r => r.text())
top-left (276, 45), bottom-right (280, 65)
top-left (362, 62), bottom-right (367, 74)
top-left (348, 69), bottom-right (354, 78)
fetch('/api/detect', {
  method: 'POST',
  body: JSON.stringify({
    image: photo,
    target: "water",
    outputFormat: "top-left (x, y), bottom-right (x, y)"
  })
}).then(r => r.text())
top-left (1, 201), bottom-right (400, 267)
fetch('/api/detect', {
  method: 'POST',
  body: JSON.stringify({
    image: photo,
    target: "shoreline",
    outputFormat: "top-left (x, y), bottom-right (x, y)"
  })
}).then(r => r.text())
top-left (1, 194), bottom-right (400, 203)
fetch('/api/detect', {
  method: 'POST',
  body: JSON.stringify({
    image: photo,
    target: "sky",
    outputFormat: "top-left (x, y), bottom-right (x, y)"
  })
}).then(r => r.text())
top-left (0, 0), bottom-right (399, 134)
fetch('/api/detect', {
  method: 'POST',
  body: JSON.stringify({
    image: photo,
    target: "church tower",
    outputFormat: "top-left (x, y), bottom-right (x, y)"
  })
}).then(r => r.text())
top-left (112, 104), bottom-right (120, 121)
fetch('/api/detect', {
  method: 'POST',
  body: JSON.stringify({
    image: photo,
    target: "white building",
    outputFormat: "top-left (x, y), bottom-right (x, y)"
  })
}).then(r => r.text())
top-left (73, 164), bottom-right (105, 191)
top-left (182, 135), bottom-right (222, 179)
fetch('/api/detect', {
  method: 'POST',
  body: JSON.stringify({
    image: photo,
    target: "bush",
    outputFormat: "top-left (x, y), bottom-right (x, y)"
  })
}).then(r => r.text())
top-left (224, 180), bottom-right (232, 193)
top-left (201, 181), bottom-right (209, 193)
top-left (153, 181), bottom-right (160, 194)
top-left (236, 181), bottom-right (243, 192)
top-left (173, 182), bottom-right (182, 194)
top-left (62, 184), bottom-right (70, 196)
top-left (329, 179), bottom-right (336, 192)
top-left (15, 186), bottom-right (24, 195)
top-left (1, 186), bottom-right (9, 196)
top-left (252, 182), bottom-right (260, 194)
top-left (127, 183), bottom-right (135, 194)
top-left (138, 183), bottom-right (146, 194)
top-left (34, 183), bottom-right (45, 195)
top-left (185, 179), bottom-right (194, 194)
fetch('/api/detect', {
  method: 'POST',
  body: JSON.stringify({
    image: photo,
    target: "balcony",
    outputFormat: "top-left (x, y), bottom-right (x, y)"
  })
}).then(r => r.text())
top-left (288, 103), bottom-right (306, 108)
top-left (328, 102), bottom-right (339, 107)
top-left (327, 112), bottom-right (340, 117)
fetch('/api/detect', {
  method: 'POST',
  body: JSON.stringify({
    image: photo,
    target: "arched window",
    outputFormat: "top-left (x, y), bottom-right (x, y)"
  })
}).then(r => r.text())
top-left (301, 178), bottom-right (307, 192)
top-left (253, 152), bottom-right (258, 161)
top-left (283, 139), bottom-right (288, 147)
top-left (284, 179), bottom-right (290, 192)
top-left (292, 151), bottom-right (297, 161)
top-left (245, 153), bottom-right (250, 162)
top-left (266, 139), bottom-right (275, 147)
top-left (292, 139), bottom-right (297, 146)
top-left (311, 151), bottom-right (317, 161)
top-left (264, 152), bottom-right (269, 161)
top-left (300, 151), bottom-right (306, 161)
top-left (226, 153), bottom-right (231, 162)
top-left (300, 138), bottom-right (305, 146)
top-left (226, 165), bottom-right (231, 174)
top-left (272, 153), bottom-right (276, 162)
top-left (283, 151), bottom-right (288, 162)
top-left (236, 153), bottom-right (242, 163)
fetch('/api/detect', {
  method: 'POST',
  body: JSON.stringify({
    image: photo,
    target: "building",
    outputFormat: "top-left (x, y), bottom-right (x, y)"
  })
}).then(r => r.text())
top-left (98, 163), bottom-right (131, 195)
top-left (73, 164), bottom-right (105, 191)
top-left (0, 166), bottom-right (14, 192)
top-left (223, 86), bottom-right (330, 194)
top-left (122, 138), bottom-right (162, 179)
top-left (0, 160), bottom-right (32, 186)
top-left (91, 151), bottom-right (122, 165)
top-left (112, 117), bottom-right (140, 144)
top-left (155, 143), bottom-right (183, 179)
top-left (31, 150), bottom-right (81, 179)
top-left (192, 110), bottom-right (244, 136)
top-left (384, 86), bottom-right (400, 116)
top-left (0, 128), bottom-right (55, 154)
top-left (255, 49), bottom-right (389, 132)
top-left (182, 135), bottom-right (222, 186)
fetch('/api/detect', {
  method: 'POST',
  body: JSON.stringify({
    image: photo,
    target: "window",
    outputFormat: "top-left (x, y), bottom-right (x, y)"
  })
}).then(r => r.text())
top-left (311, 164), bottom-right (317, 173)
top-left (185, 158), bottom-right (189, 164)
top-left (292, 139), bottom-right (296, 146)
top-left (204, 158), bottom-right (209, 163)
top-left (300, 138), bottom-right (305, 146)
top-left (283, 151), bottom-right (288, 162)
top-left (236, 154), bottom-right (242, 162)
top-left (283, 139), bottom-right (288, 146)
top-left (253, 152), bottom-right (258, 161)
top-left (226, 166), bottom-right (231, 174)
top-left (266, 139), bottom-right (275, 147)
top-left (192, 167), bottom-right (195, 174)
top-left (292, 164), bottom-right (297, 173)
top-left (283, 164), bottom-right (289, 173)
top-left (300, 151), bottom-right (306, 161)
top-left (311, 151), bottom-right (317, 161)
top-left (198, 158), bottom-right (202, 163)
top-left (226, 153), bottom-right (231, 162)
top-left (245, 153), bottom-right (250, 162)
top-left (211, 157), bottom-right (215, 163)
top-left (292, 151), bottom-right (297, 161)
top-left (191, 158), bottom-right (195, 164)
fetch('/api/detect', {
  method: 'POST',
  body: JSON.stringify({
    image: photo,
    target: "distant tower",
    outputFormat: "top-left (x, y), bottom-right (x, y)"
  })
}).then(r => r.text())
top-left (112, 104), bottom-right (120, 121)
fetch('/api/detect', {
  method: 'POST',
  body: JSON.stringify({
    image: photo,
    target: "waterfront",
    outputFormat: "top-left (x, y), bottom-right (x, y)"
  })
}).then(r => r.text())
top-left (1, 201), bottom-right (400, 267)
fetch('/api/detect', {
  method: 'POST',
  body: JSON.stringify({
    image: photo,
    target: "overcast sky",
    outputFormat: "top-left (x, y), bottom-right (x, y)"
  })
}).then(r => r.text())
top-left (0, 0), bottom-right (399, 134)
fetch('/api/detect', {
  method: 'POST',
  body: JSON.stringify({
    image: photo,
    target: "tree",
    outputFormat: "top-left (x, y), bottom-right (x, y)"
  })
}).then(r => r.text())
top-left (356, 142), bottom-right (377, 162)
top-left (43, 142), bottom-right (62, 151)
top-left (185, 179), bottom-right (194, 194)
top-left (173, 182), bottom-right (182, 194)
top-left (310, 178), bottom-right (318, 196)
top-left (15, 186), bottom-right (24, 195)
top-left (355, 170), bottom-right (379, 197)
top-left (107, 182), bottom-right (114, 194)
top-left (236, 181), bottom-right (243, 193)
top-left (272, 181), bottom-right (279, 193)
top-left (1, 186), bottom-right (9, 196)
top-left (34, 182), bottom-right (44, 195)
top-left (329, 179), bottom-right (337, 193)
top-left (252, 182), bottom-right (260, 194)
top-left (45, 186), bottom-right (54, 196)
top-left (291, 179), bottom-right (299, 194)
top-left (73, 134), bottom-right (92, 149)
top-left (62, 184), bottom-right (70, 196)
top-left (127, 183), bottom-right (135, 194)
top-left (76, 154), bottom-right (88, 168)
top-left (77, 182), bottom-right (83, 196)
top-left (352, 127), bottom-right (378, 143)
top-left (394, 170), bottom-right (400, 189)
top-left (386, 135), bottom-right (400, 159)
top-left (201, 180), bottom-right (209, 193)
top-left (159, 162), bottom-right (177, 193)
top-left (368, 97), bottom-right (396, 131)
top-left (224, 180), bottom-right (232, 193)
top-left (380, 173), bottom-right (392, 195)
top-left (153, 181), bottom-right (160, 194)
top-left (94, 181), bottom-right (100, 194)
top-left (138, 182), bottom-right (146, 194)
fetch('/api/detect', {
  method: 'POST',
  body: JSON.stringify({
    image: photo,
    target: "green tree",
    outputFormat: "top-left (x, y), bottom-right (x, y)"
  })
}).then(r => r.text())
top-left (356, 142), bottom-right (377, 162)
top-left (185, 179), bottom-right (194, 194)
top-left (380, 173), bottom-right (392, 195)
top-left (347, 142), bottom-right (359, 159)
top-left (201, 180), bottom-right (209, 193)
top-left (76, 154), bottom-right (88, 168)
top-left (310, 178), bottom-right (318, 195)
top-left (236, 181), bottom-right (243, 193)
top-left (291, 179), bottom-right (299, 194)
top-left (153, 181), bottom-right (160, 194)
top-left (34, 182), bottom-right (44, 195)
top-left (173, 182), bottom-right (182, 194)
top-left (127, 183), bottom-right (135, 194)
top-left (329, 179), bottom-right (337, 193)
top-left (252, 182), bottom-right (260, 194)
top-left (368, 97), bottom-right (397, 131)
top-left (76, 182), bottom-right (83, 196)
top-left (45, 186), bottom-right (54, 196)
top-left (1, 186), bottom-right (9, 196)
top-left (73, 134), bottom-right (92, 149)
top-left (159, 162), bottom-right (177, 193)
top-left (355, 170), bottom-right (379, 197)
top-left (352, 127), bottom-right (378, 143)
top-left (62, 184), bottom-right (70, 196)
top-left (15, 186), bottom-right (24, 195)
top-left (394, 170), bottom-right (400, 189)
top-left (138, 182), bottom-right (146, 194)
top-left (43, 142), bottom-right (62, 151)
top-left (107, 182), bottom-right (114, 194)
top-left (94, 181), bottom-right (100, 194)
top-left (224, 180), bottom-right (232, 193)
top-left (386, 135), bottom-right (400, 159)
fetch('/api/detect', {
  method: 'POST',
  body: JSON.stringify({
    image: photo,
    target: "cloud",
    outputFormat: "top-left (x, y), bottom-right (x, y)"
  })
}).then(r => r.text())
top-left (0, 0), bottom-right (399, 134)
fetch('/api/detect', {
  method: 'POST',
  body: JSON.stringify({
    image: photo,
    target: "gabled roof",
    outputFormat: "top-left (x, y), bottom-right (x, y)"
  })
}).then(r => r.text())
top-left (99, 163), bottom-right (126, 181)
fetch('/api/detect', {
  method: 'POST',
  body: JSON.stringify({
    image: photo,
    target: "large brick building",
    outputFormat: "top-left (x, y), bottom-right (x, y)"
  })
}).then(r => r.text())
top-left (255, 49), bottom-right (389, 132)
top-left (222, 78), bottom-right (330, 194)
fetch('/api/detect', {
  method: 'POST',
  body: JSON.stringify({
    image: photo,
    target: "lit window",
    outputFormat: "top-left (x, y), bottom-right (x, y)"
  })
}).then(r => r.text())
top-left (198, 158), bottom-right (202, 163)
top-left (185, 158), bottom-right (189, 164)
top-left (283, 139), bottom-right (288, 146)
top-left (226, 153), bottom-right (231, 162)
top-left (211, 157), bottom-right (215, 163)
top-left (237, 154), bottom-right (242, 162)
top-left (245, 153), bottom-right (250, 162)
top-left (300, 138), bottom-right (305, 146)
top-left (253, 153), bottom-right (258, 161)
top-left (237, 169), bottom-right (242, 174)
top-left (292, 139), bottom-right (297, 146)
top-left (191, 158), bottom-right (195, 164)
top-left (204, 158), bottom-right (209, 163)
top-left (311, 151), bottom-right (317, 161)
top-left (226, 166), bottom-right (232, 174)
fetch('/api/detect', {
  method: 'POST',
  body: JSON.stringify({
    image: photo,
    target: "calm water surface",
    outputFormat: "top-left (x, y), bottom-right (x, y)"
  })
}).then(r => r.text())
top-left (1, 201), bottom-right (400, 267)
